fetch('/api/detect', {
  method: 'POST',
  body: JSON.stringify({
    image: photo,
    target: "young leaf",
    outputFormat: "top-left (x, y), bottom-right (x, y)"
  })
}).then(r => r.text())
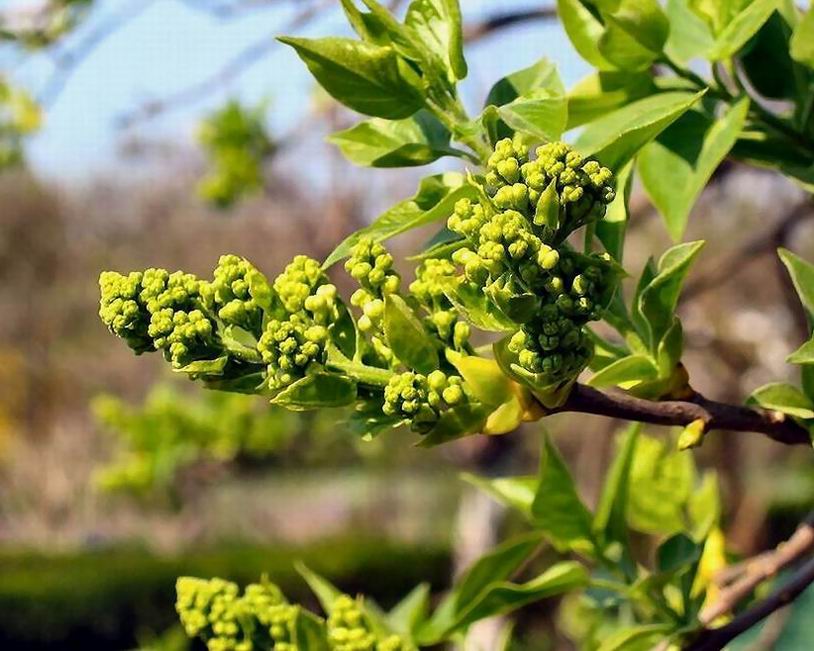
top-left (486, 58), bottom-right (565, 107)
top-left (747, 382), bottom-right (814, 419)
top-left (567, 71), bottom-right (657, 129)
top-left (587, 354), bottom-right (659, 390)
top-left (531, 434), bottom-right (595, 553)
top-left (383, 295), bottom-right (438, 374)
top-left (328, 111), bottom-right (462, 167)
top-left (657, 533), bottom-right (703, 574)
top-left (596, 0), bottom-right (671, 70)
top-left (387, 583), bottom-right (431, 638)
top-left (442, 277), bottom-right (517, 332)
top-left (778, 248), bottom-right (814, 324)
top-left (323, 172), bottom-right (472, 268)
top-left (497, 89), bottom-right (568, 142)
top-left (296, 563), bottom-right (343, 613)
top-left (271, 373), bottom-right (358, 410)
top-left (535, 179), bottom-right (561, 230)
top-left (791, 8), bottom-right (814, 67)
top-left (596, 160), bottom-right (634, 262)
top-left (638, 241), bottom-right (706, 349)
top-left (575, 90), bottom-right (707, 169)
top-left (446, 350), bottom-right (513, 407)
top-left (708, 0), bottom-right (782, 60)
top-left (174, 355), bottom-right (229, 378)
top-left (788, 337), bottom-right (814, 365)
top-left (596, 624), bottom-right (674, 651)
top-left (664, 0), bottom-right (715, 64)
top-left (594, 424), bottom-right (640, 548)
top-left (278, 37), bottom-right (424, 119)
top-left (638, 98), bottom-right (749, 240)
top-left (340, 0), bottom-right (390, 44)
top-left (460, 473), bottom-right (537, 519)
top-left (418, 402), bottom-right (489, 447)
top-left (404, 0), bottom-right (467, 81)
top-left (558, 0), bottom-right (614, 70)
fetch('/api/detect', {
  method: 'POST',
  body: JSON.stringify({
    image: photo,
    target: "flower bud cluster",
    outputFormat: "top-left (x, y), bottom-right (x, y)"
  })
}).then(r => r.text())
top-left (409, 258), bottom-right (470, 350)
top-left (177, 577), bottom-right (300, 651)
top-left (260, 256), bottom-right (340, 389)
top-left (204, 254), bottom-right (263, 333)
top-left (327, 595), bottom-right (404, 651)
top-left (508, 252), bottom-right (610, 380)
top-left (346, 237), bottom-right (401, 366)
top-left (485, 138), bottom-right (615, 236)
top-left (99, 268), bottom-right (219, 368)
top-left (383, 370), bottom-right (467, 433)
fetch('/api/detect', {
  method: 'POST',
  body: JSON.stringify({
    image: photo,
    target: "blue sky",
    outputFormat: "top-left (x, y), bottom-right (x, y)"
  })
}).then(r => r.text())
top-left (10, 0), bottom-right (588, 181)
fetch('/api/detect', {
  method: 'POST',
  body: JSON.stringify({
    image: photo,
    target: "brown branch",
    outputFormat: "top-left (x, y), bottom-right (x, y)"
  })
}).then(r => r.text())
top-left (549, 384), bottom-right (811, 446)
top-left (685, 557), bottom-right (814, 651)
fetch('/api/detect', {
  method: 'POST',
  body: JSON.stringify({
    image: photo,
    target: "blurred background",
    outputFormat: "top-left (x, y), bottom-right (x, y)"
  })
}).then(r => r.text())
top-left (1, 1), bottom-right (813, 649)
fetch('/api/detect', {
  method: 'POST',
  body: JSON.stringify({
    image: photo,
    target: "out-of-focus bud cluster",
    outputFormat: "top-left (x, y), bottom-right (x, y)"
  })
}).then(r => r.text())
top-left (382, 370), bottom-right (468, 433)
top-left (327, 595), bottom-right (404, 651)
top-left (260, 256), bottom-right (340, 389)
top-left (99, 268), bottom-right (219, 368)
top-left (409, 259), bottom-right (470, 350)
top-left (346, 237), bottom-right (401, 367)
top-left (197, 100), bottom-right (275, 209)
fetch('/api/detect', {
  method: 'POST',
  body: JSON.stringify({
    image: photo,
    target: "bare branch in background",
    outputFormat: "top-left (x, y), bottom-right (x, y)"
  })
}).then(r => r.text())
top-left (115, 3), bottom-right (557, 129)
top-left (684, 513), bottom-right (814, 651)
top-left (39, 0), bottom-right (156, 107)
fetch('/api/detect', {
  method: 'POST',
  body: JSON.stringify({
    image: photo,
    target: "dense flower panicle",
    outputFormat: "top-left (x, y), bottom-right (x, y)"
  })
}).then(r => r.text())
top-left (409, 259), bottom-right (470, 350)
top-left (100, 268), bottom-right (219, 368)
top-left (176, 577), bottom-right (249, 651)
top-left (258, 313), bottom-right (329, 389)
top-left (273, 255), bottom-right (327, 315)
top-left (383, 370), bottom-right (467, 433)
top-left (99, 270), bottom-right (153, 353)
top-left (205, 254), bottom-right (264, 333)
top-left (327, 595), bottom-right (404, 651)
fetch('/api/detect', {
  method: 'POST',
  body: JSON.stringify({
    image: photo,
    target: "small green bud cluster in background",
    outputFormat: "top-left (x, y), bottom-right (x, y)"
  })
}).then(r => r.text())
top-left (176, 576), bottom-right (405, 651)
top-left (346, 237), bottom-right (401, 367)
top-left (409, 259), bottom-right (470, 351)
top-left (197, 100), bottom-right (275, 209)
top-left (383, 370), bottom-right (468, 433)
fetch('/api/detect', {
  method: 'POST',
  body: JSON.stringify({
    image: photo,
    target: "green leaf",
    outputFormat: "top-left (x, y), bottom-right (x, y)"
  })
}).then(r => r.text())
top-left (587, 354), bottom-right (659, 390)
top-left (419, 401), bottom-right (489, 447)
top-left (778, 248), bottom-right (814, 324)
top-left (271, 373), bottom-right (358, 410)
top-left (595, 0), bottom-right (671, 70)
top-left (387, 583), bottom-right (431, 638)
top-left (664, 0), bottom-right (715, 64)
top-left (708, 0), bottom-right (782, 60)
top-left (383, 294), bottom-right (438, 374)
top-left (534, 179), bottom-right (561, 230)
top-left (460, 473), bottom-right (537, 519)
top-left (296, 563), bottom-right (343, 613)
top-left (278, 36), bottom-right (423, 119)
top-left (567, 71), bottom-right (657, 129)
top-left (442, 277), bottom-right (517, 332)
top-left (325, 343), bottom-right (394, 387)
top-left (638, 98), bottom-right (749, 241)
top-left (404, 0), bottom-right (467, 81)
top-left (638, 241), bottom-right (706, 350)
top-left (323, 172), bottom-right (471, 268)
top-left (747, 382), bottom-right (814, 419)
top-left (597, 160), bottom-right (634, 263)
top-left (687, 471), bottom-right (720, 540)
top-left (657, 533), bottom-right (703, 574)
top-left (486, 58), bottom-right (565, 107)
top-left (531, 434), bottom-right (595, 553)
top-left (221, 325), bottom-right (261, 363)
top-left (597, 624), bottom-right (673, 651)
top-left (497, 89), bottom-right (568, 142)
top-left (328, 111), bottom-right (462, 167)
top-left (438, 562), bottom-right (589, 639)
top-left (174, 355), bottom-right (229, 377)
top-left (594, 424), bottom-right (640, 548)
top-left (738, 12), bottom-right (803, 102)
top-left (628, 434), bottom-right (695, 535)
top-left (575, 90), bottom-right (707, 169)
top-left (791, 9), bottom-right (814, 67)
top-left (295, 610), bottom-right (330, 651)
top-left (788, 337), bottom-right (814, 365)
top-left (340, 0), bottom-right (391, 44)
top-left (558, 0), bottom-right (614, 70)
top-left (446, 350), bottom-right (512, 407)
